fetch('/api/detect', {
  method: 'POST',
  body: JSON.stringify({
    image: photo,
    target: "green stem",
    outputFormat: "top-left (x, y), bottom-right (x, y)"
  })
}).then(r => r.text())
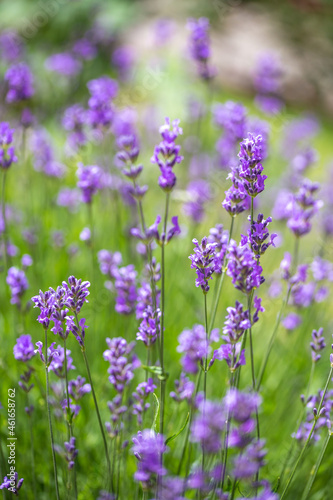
top-left (64, 337), bottom-right (77, 497)
top-left (208, 216), bottom-right (235, 335)
top-left (301, 430), bottom-right (331, 500)
top-left (27, 396), bottom-right (37, 499)
top-left (280, 366), bottom-right (333, 500)
top-left (202, 293), bottom-right (209, 477)
top-left (1, 171), bottom-right (8, 272)
top-left (82, 348), bottom-right (111, 485)
top-left (44, 329), bottom-right (60, 500)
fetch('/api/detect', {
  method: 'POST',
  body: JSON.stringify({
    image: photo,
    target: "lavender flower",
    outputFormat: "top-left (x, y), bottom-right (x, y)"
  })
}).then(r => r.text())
top-left (189, 237), bottom-right (218, 293)
top-left (87, 76), bottom-right (118, 129)
top-left (310, 328), bottom-right (326, 363)
top-left (77, 163), bottom-right (102, 203)
top-left (13, 335), bottom-right (35, 362)
top-left (241, 214), bottom-right (277, 259)
top-left (114, 265), bottom-right (137, 315)
top-left (137, 306), bottom-right (161, 346)
top-left (98, 249), bottom-right (122, 278)
top-left (62, 276), bottom-right (90, 314)
top-left (30, 129), bottom-right (65, 178)
top-left (177, 324), bottom-right (219, 374)
top-left (213, 101), bottom-right (247, 168)
top-left (0, 30), bottom-right (24, 62)
top-left (170, 373), bottom-right (195, 403)
top-left (207, 224), bottom-right (229, 273)
top-left (69, 376), bottom-right (91, 400)
top-left (65, 437), bottom-right (78, 469)
top-left (212, 343), bottom-right (246, 372)
top-left (223, 165), bottom-right (250, 216)
top-left (45, 52), bottom-right (82, 77)
top-left (238, 134), bottom-right (267, 197)
top-left (187, 17), bottom-right (215, 80)
top-left (287, 179), bottom-right (323, 237)
top-left (5, 63), bottom-right (34, 103)
top-left (0, 122), bottom-right (17, 169)
top-left (282, 312), bottom-right (302, 331)
top-left (190, 398), bottom-right (225, 453)
top-left (57, 188), bottom-right (81, 212)
top-left (0, 473), bottom-right (24, 495)
top-left (132, 378), bottom-right (157, 425)
top-left (7, 267), bottom-right (29, 306)
top-left (132, 429), bottom-right (167, 487)
top-left (222, 301), bottom-right (251, 343)
top-left (254, 53), bottom-right (283, 115)
top-left (72, 38), bottom-right (97, 60)
top-left (49, 345), bottom-right (75, 378)
top-left (151, 118), bottom-right (183, 192)
top-left (227, 240), bottom-right (264, 295)
top-left (103, 337), bottom-right (139, 393)
top-left (62, 104), bottom-right (87, 151)
top-left (112, 46), bottom-right (134, 81)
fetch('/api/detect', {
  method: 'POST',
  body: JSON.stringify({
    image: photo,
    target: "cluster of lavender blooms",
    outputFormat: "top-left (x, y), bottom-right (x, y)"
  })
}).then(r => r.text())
top-left (29, 129), bottom-right (66, 178)
top-left (187, 17), bottom-right (215, 80)
top-left (254, 52), bottom-right (283, 114)
top-left (4, 62), bottom-right (34, 103)
top-left (0, 122), bottom-right (17, 169)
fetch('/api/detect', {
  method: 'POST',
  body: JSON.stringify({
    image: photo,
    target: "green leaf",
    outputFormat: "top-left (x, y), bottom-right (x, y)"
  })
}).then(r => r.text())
top-left (151, 393), bottom-right (160, 432)
top-left (165, 412), bottom-right (189, 445)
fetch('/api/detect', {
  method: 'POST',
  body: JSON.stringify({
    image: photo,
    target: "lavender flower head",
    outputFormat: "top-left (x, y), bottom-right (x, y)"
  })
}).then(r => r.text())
top-left (132, 429), bottom-right (167, 486)
top-left (45, 52), bottom-right (82, 77)
top-left (254, 52), bottom-right (283, 115)
top-left (77, 163), bottom-right (102, 203)
top-left (241, 214), bottom-right (277, 259)
top-left (223, 165), bottom-right (250, 217)
top-left (189, 237), bottom-right (217, 293)
top-left (227, 240), bottom-right (264, 295)
top-left (69, 376), bottom-right (91, 400)
top-left (0, 122), bottom-right (17, 169)
top-left (0, 473), bottom-right (24, 495)
top-left (177, 324), bottom-right (219, 374)
top-left (238, 134), bottom-right (267, 197)
top-left (310, 328), bottom-right (325, 363)
top-left (287, 179), bottom-right (323, 237)
top-left (87, 76), bottom-right (118, 129)
top-left (5, 62), bottom-right (34, 103)
top-left (170, 372), bottom-right (195, 403)
top-left (62, 104), bottom-right (87, 151)
top-left (151, 118), bottom-right (183, 192)
top-left (13, 335), bottom-right (35, 362)
top-left (7, 267), bottom-right (29, 306)
top-left (187, 17), bottom-right (215, 80)
top-left (132, 378), bottom-right (157, 425)
top-left (190, 398), bottom-right (225, 453)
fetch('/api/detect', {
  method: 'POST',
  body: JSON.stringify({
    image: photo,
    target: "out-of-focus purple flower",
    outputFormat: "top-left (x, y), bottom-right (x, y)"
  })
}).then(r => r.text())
top-left (154, 18), bottom-right (175, 46)
top-left (224, 388), bottom-right (261, 423)
top-left (241, 214), bottom-right (277, 259)
top-left (223, 165), bottom-right (251, 217)
top-left (238, 134), bottom-right (267, 197)
top-left (0, 122), bottom-right (17, 169)
top-left (233, 439), bottom-right (267, 479)
top-left (5, 63), bottom-right (34, 103)
top-left (281, 115), bottom-right (319, 160)
top-left (49, 345), bottom-right (75, 378)
top-left (212, 342), bottom-right (246, 372)
top-left (187, 17), bottom-right (215, 80)
top-left (272, 190), bottom-right (294, 220)
top-left (7, 266), bottom-right (29, 306)
top-left (0, 30), bottom-right (24, 62)
top-left (286, 179), bottom-right (323, 237)
top-left (112, 46), bottom-right (134, 81)
top-left (292, 282), bottom-right (316, 308)
top-left (45, 52), bottom-right (82, 77)
top-left (222, 301), bottom-right (251, 343)
top-left (227, 240), bottom-right (264, 295)
top-left (65, 437), bottom-right (78, 469)
top-left (132, 378), bottom-right (157, 425)
top-left (34, 341), bottom-right (59, 365)
top-left (311, 257), bottom-right (333, 282)
top-left (77, 163), bottom-right (102, 203)
top-left (20, 107), bottom-right (35, 128)
top-left (282, 312), bottom-right (302, 331)
top-left (310, 328), bottom-right (326, 363)
top-left (247, 117), bottom-right (270, 160)
top-left (69, 375), bottom-right (91, 400)
top-left (62, 104), bottom-right (87, 151)
top-left (103, 337), bottom-right (139, 393)
top-left (30, 129), bottom-right (66, 178)
top-left (136, 279), bottom-right (160, 320)
top-left (0, 472), bottom-right (24, 495)
top-left (79, 227), bottom-right (91, 243)
top-left (151, 118), bottom-right (183, 192)
top-left (183, 180), bottom-right (211, 223)
top-left (21, 254), bottom-right (33, 269)
top-left (177, 324), bottom-right (219, 374)
top-left (170, 372), bottom-right (195, 403)
top-left (72, 38), bottom-right (97, 60)
top-left (294, 389), bottom-right (333, 443)
top-left (291, 147), bottom-right (317, 174)
top-left (191, 398), bottom-right (225, 453)
top-left (254, 52), bottom-right (283, 115)
top-left (87, 76), bottom-right (118, 129)
top-left (13, 334), bottom-right (35, 362)
top-left (114, 265), bottom-right (137, 315)
top-left (189, 237), bottom-right (217, 293)
top-left (57, 188), bottom-right (81, 212)
top-left (98, 249), bottom-right (122, 278)
top-left (132, 429), bottom-right (167, 486)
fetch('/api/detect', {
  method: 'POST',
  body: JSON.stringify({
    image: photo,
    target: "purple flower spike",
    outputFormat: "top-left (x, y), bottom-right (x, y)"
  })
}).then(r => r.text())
top-left (187, 17), bottom-right (215, 80)
top-left (177, 324), bottom-right (218, 374)
top-left (189, 237), bottom-right (218, 293)
top-left (241, 214), bottom-right (277, 259)
top-left (5, 62), bottom-right (34, 103)
top-left (0, 472), bottom-right (24, 495)
top-left (310, 328), bottom-right (326, 363)
top-left (132, 429), bottom-right (167, 487)
top-left (13, 335), bottom-right (35, 362)
top-left (190, 398), bottom-right (225, 453)
top-left (238, 134), bottom-right (267, 197)
top-left (0, 122), bottom-right (17, 169)
top-left (6, 267), bottom-right (29, 307)
top-left (151, 118), bottom-right (183, 192)
top-left (170, 373), bottom-right (195, 403)
top-left (227, 240), bottom-right (264, 295)
top-left (77, 163), bottom-right (102, 203)
top-left (64, 437), bottom-right (78, 470)
top-left (132, 378), bottom-right (157, 425)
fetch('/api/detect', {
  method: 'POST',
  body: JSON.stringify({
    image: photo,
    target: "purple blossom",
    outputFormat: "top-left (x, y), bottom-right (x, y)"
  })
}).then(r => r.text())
top-left (0, 472), bottom-right (24, 495)
top-left (103, 337), bottom-right (139, 393)
top-left (112, 46), bottom-right (134, 81)
top-left (227, 240), bottom-right (264, 295)
top-left (183, 180), bottom-right (211, 223)
top-left (132, 430), bottom-right (167, 486)
top-left (57, 188), bottom-right (81, 212)
top-left (224, 389), bottom-right (261, 423)
top-left (310, 328), bottom-right (326, 362)
top-left (254, 52), bottom-right (283, 115)
top-left (223, 165), bottom-right (251, 217)
top-left (69, 376), bottom-right (91, 400)
top-left (65, 437), bottom-right (78, 469)
top-left (212, 342), bottom-right (246, 372)
top-left (72, 38), bottom-right (97, 60)
top-left (136, 280), bottom-right (160, 320)
top-left (238, 134), bottom-right (267, 197)
top-left (77, 163), bottom-right (102, 203)
top-left (13, 335), bottom-right (35, 362)
top-left (151, 118), bottom-right (183, 192)
top-left (233, 439), bottom-right (267, 479)
top-left (187, 17), bottom-right (215, 80)
top-left (30, 129), bottom-right (66, 178)
top-left (34, 341), bottom-right (59, 366)
top-left (170, 373), bottom-right (195, 403)
top-left (132, 378), bottom-right (157, 425)
top-left (286, 179), bottom-right (323, 237)
top-left (189, 237), bottom-right (218, 293)
top-left (87, 76), bottom-right (118, 129)
top-left (190, 398), bottom-right (225, 453)
top-left (213, 101), bottom-right (247, 168)
top-left (0, 122), bottom-right (17, 169)
top-left (0, 30), bottom-right (24, 62)
top-left (66, 317), bottom-right (88, 348)
top-left (5, 63), bottom-right (34, 103)
top-left (79, 227), bottom-right (91, 242)
top-left (294, 389), bottom-right (333, 443)
top-left (291, 147), bottom-right (317, 174)
top-left (49, 345), bottom-right (75, 378)
top-left (98, 249), bottom-right (122, 278)
top-left (137, 306), bottom-right (161, 346)
top-left (207, 224), bottom-right (229, 273)
top-left (62, 276), bottom-right (90, 314)
top-left (114, 265), bottom-right (137, 315)
top-left (45, 52), bottom-right (82, 77)
top-left (7, 266), bottom-right (29, 306)
top-left (177, 324), bottom-right (219, 374)
top-left (222, 301), bottom-right (251, 343)
top-left (241, 214), bottom-right (277, 259)
top-left (62, 104), bottom-right (87, 151)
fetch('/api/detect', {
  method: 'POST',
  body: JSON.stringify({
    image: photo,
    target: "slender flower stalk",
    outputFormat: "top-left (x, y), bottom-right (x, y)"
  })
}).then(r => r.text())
top-left (280, 365), bottom-right (333, 499)
top-left (44, 328), bottom-right (60, 500)
top-left (300, 429), bottom-right (332, 500)
top-left (1, 171), bottom-right (8, 272)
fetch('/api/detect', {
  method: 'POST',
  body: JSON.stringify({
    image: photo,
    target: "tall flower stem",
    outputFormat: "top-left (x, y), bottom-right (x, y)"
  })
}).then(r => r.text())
top-left (208, 216), bottom-right (235, 334)
top-left (81, 347), bottom-right (111, 485)
top-left (256, 236), bottom-right (299, 391)
top-left (159, 193), bottom-right (170, 436)
top-left (44, 328), bottom-right (60, 500)
top-left (278, 360), bottom-right (315, 489)
top-left (1, 171), bottom-right (8, 273)
top-left (27, 396), bottom-right (37, 499)
top-left (300, 430), bottom-right (331, 500)
top-left (280, 365), bottom-right (333, 500)
top-left (202, 292), bottom-right (209, 477)
top-left (220, 372), bottom-right (235, 490)
top-left (63, 337), bottom-right (77, 497)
